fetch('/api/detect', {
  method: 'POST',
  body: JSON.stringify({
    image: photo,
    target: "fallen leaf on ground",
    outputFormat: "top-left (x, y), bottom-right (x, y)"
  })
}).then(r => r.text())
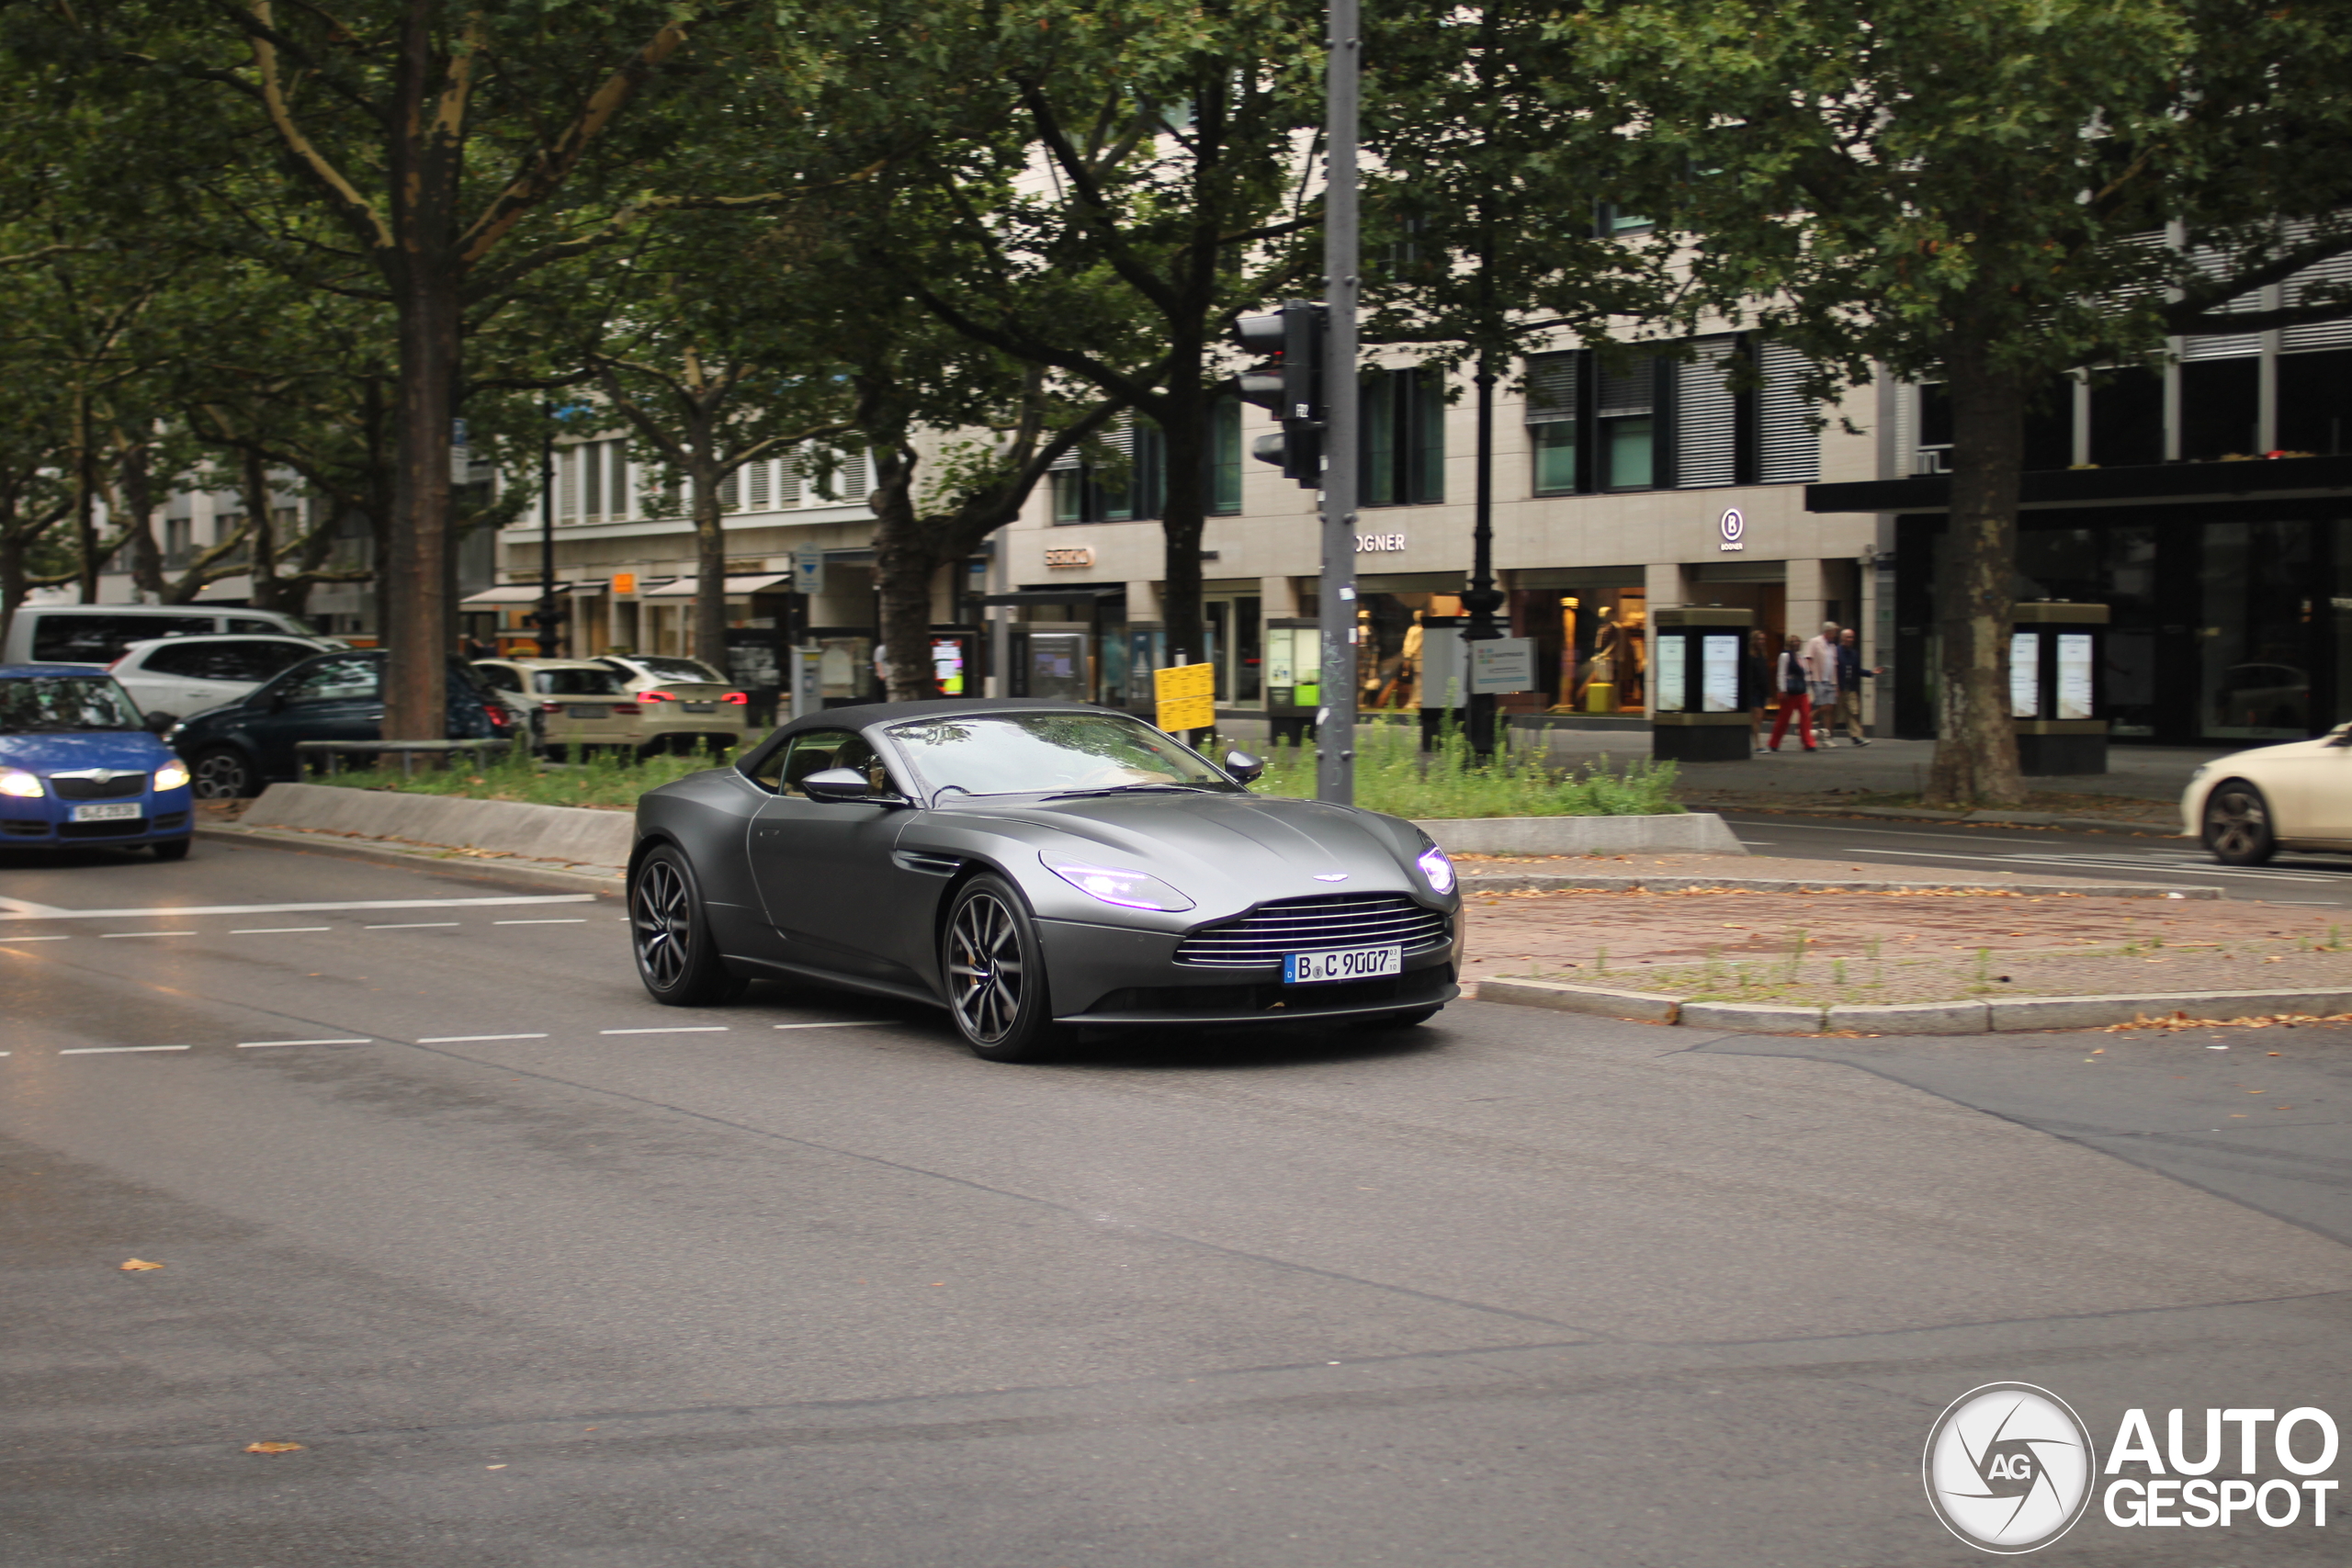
top-left (118, 1258), bottom-right (164, 1271)
top-left (243, 1441), bottom-right (303, 1455)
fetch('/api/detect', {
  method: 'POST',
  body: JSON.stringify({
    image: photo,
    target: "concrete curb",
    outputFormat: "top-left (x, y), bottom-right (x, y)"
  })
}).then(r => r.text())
top-left (195, 823), bottom-right (624, 897)
top-left (241, 783), bottom-right (637, 870)
top-left (1687, 801), bottom-right (2180, 837)
top-left (1476, 977), bottom-right (2352, 1034)
top-left (1458, 873), bottom-right (2217, 900)
top-left (1417, 813), bottom-right (1745, 856)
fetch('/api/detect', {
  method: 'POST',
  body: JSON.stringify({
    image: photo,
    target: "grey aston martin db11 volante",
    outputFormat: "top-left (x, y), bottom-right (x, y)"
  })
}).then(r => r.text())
top-left (628, 699), bottom-right (1464, 1060)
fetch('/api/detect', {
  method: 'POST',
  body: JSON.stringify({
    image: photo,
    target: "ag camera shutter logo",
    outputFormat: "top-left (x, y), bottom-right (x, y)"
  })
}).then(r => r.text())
top-left (1923, 1382), bottom-right (2095, 1553)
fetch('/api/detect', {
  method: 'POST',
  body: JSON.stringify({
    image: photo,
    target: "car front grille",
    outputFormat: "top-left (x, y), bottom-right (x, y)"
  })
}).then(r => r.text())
top-left (152, 812), bottom-right (189, 830)
top-left (60, 817), bottom-right (146, 839)
top-left (1175, 893), bottom-right (1452, 969)
top-left (1, 819), bottom-right (50, 837)
top-left (1084, 967), bottom-right (1455, 1018)
top-left (51, 771), bottom-right (148, 800)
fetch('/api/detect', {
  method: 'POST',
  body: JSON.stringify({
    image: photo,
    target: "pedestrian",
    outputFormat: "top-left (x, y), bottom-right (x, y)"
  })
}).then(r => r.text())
top-left (1837, 627), bottom-right (1886, 746)
top-left (1802, 620), bottom-right (1840, 746)
top-left (1768, 632), bottom-right (1817, 751)
top-left (1744, 626), bottom-right (1771, 753)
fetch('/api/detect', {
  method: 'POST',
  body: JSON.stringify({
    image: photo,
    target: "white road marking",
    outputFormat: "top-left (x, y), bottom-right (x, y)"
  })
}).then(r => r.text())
top-left (238, 1038), bottom-right (368, 1048)
top-left (494, 918), bottom-right (587, 925)
top-left (366, 922), bottom-right (460, 930)
top-left (61, 1045), bottom-right (190, 1055)
top-left (0, 934), bottom-right (71, 942)
top-left (419, 1033), bottom-right (548, 1043)
top-left (232, 926), bottom-right (332, 934)
top-left (1, 894), bottom-right (595, 924)
top-left (773, 1021), bottom-right (870, 1031)
top-left (600, 1026), bottom-right (729, 1035)
top-left (100, 931), bottom-right (196, 939)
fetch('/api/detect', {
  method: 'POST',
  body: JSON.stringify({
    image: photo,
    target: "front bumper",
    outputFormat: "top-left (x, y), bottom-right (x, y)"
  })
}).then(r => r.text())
top-left (0, 786), bottom-right (195, 848)
top-left (1039, 913), bottom-right (1463, 1025)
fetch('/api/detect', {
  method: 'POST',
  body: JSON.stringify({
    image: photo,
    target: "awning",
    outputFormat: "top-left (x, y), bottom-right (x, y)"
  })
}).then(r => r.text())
top-left (638, 573), bottom-right (791, 599)
top-left (980, 588), bottom-right (1127, 607)
top-left (461, 582), bottom-right (578, 604)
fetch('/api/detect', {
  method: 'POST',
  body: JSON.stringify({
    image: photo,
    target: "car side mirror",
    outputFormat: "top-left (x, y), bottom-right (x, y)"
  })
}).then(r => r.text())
top-left (800, 766), bottom-right (881, 803)
top-left (1225, 750), bottom-right (1264, 784)
top-left (141, 711), bottom-right (177, 735)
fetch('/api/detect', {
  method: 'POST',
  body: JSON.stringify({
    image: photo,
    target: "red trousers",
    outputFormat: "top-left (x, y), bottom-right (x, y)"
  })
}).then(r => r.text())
top-left (1769, 693), bottom-right (1815, 750)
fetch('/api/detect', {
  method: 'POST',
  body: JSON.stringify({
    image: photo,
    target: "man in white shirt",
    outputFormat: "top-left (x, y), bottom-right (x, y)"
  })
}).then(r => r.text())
top-left (1801, 621), bottom-right (1840, 746)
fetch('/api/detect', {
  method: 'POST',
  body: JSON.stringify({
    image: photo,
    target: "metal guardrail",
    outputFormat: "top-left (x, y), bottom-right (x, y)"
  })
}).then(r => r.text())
top-left (294, 739), bottom-right (513, 779)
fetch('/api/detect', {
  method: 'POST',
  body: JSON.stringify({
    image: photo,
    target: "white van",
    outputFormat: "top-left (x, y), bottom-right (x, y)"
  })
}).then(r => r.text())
top-left (2, 604), bottom-right (327, 667)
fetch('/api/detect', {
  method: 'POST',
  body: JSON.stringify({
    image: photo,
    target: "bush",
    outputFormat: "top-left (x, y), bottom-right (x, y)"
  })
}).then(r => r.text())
top-left (1253, 723), bottom-right (1679, 818)
top-left (310, 739), bottom-right (744, 810)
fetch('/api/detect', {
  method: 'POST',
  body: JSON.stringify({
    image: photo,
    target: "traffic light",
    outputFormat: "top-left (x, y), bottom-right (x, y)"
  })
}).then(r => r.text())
top-left (1231, 299), bottom-right (1327, 487)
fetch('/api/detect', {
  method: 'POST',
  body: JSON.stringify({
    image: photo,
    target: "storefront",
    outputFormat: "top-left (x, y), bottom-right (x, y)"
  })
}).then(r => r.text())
top-left (1500, 568), bottom-right (1653, 715)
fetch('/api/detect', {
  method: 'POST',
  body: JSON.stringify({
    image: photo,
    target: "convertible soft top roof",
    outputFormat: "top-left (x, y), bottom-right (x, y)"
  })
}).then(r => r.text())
top-left (773, 697), bottom-right (1118, 739)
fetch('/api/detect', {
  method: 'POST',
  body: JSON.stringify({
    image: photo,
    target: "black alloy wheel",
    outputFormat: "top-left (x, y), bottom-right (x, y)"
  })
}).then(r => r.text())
top-left (189, 746), bottom-right (254, 800)
top-left (153, 840), bottom-right (191, 862)
top-left (629, 844), bottom-right (749, 1006)
top-left (943, 874), bottom-right (1064, 1063)
top-left (2202, 778), bottom-right (2277, 866)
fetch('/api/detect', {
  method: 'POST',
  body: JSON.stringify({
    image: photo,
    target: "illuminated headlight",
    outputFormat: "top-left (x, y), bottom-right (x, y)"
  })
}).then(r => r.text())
top-left (1041, 851), bottom-right (1193, 912)
top-left (1416, 842), bottom-right (1455, 895)
top-left (0, 768), bottom-right (44, 799)
top-left (153, 760), bottom-right (191, 792)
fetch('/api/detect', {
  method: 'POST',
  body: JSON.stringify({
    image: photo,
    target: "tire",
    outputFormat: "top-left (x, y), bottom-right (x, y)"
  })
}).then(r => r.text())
top-left (153, 839), bottom-right (191, 862)
top-left (1356, 1005), bottom-right (1442, 1029)
top-left (2202, 778), bottom-right (2277, 865)
top-left (942, 874), bottom-right (1066, 1063)
top-left (628, 843), bottom-right (750, 1006)
top-left (189, 746), bottom-right (256, 800)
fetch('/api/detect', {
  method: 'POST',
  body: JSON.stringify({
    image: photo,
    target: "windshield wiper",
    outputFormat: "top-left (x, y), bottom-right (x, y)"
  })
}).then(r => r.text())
top-left (1041, 783), bottom-right (1220, 800)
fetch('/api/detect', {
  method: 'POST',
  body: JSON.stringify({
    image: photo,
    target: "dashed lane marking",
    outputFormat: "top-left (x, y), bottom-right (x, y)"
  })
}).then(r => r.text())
top-left (600, 1026), bottom-right (729, 1035)
top-left (232, 926), bottom-right (332, 934)
top-left (1, 894), bottom-right (596, 923)
top-left (0, 934), bottom-right (71, 942)
top-left (418, 1033), bottom-right (548, 1043)
top-left (365, 922), bottom-right (460, 931)
top-left (237, 1038), bottom-right (368, 1049)
top-left (99, 931), bottom-right (196, 939)
top-left (60, 1045), bottom-right (190, 1055)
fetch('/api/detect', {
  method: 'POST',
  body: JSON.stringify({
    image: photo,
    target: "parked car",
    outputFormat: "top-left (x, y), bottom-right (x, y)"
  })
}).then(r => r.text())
top-left (626, 699), bottom-right (1463, 1061)
top-left (2, 604), bottom-right (326, 666)
top-left (0, 664), bottom-right (196, 859)
top-left (107, 634), bottom-right (339, 725)
top-left (168, 651), bottom-right (516, 798)
top-left (474, 656), bottom-right (742, 758)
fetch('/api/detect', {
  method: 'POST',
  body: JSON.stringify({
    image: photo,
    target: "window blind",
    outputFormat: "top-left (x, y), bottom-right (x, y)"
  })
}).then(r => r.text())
top-left (1676, 338), bottom-right (1738, 488)
top-left (1757, 341), bottom-right (1819, 483)
top-left (1523, 352), bottom-right (1577, 424)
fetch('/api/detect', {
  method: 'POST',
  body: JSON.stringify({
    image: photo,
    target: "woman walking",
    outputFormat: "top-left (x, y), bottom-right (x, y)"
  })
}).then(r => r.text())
top-left (1768, 632), bottom-right (1817, 751)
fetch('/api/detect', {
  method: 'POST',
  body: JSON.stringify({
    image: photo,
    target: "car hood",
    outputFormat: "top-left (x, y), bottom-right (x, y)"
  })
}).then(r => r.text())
top-left (932, 790), bottom-right (1434, 908)
top-left (0, 730), bottom-right (171, 772)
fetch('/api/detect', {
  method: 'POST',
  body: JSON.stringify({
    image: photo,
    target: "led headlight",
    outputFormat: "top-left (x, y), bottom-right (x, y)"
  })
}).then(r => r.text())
top-left (153, 760), bottom-right (191, 792)
top-left (1416, 842), bottom-right (1455, 895)
top-left (1041, 851), bottom-right (1194, 912)
top-left (0, 768), bottom-right (44, 799)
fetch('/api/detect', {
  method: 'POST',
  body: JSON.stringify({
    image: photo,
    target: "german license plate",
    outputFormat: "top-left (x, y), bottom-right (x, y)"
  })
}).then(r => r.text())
top-left (71, 802), bottom-right (141, 822)
top-left (683, 702), bottom-right (715, 713)
top-left (1283, 945), bottom-right (1400, 984)
top-left (568, 705), bottom-right (605, 718)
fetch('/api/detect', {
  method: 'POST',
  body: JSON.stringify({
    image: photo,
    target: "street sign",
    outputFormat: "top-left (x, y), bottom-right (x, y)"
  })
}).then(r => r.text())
top-left (1153, 661), bottom-right (1216, 732)
top-left (793, 549), bottom-right (827, 597)
top-left (1469, 637), bottom-right (1535, 694)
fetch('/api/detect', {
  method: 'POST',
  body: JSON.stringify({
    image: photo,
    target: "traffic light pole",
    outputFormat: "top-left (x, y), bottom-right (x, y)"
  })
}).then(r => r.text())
top-left (1317, 0), bottom-right (1361, 807)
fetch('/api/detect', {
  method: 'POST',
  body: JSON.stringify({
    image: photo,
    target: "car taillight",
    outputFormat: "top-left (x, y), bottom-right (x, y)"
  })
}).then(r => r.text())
top-left (486, 705), bottom-right (512, 729)
top-left (639, 689), bottom-right (675, 703)
top-left (721, 691), bottom-right (748, 705)
top-left (539, 701), bottom-right (563, 714)
top-left (612, 703), bottom-right (641, 716)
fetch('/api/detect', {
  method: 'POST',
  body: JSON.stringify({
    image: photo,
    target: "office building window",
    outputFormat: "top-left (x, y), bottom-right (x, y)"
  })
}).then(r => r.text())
top-left (1049, 405), bottom-right (1236, 523)
top-left (1526, 353), bottom-right (1578, 495)
top-left (1363, 367), bottom-right (1445, 507)
top-left (1208, 399), bottom-right (1243, 514)
top-left (1597, 357), bottom-right (1657, 491)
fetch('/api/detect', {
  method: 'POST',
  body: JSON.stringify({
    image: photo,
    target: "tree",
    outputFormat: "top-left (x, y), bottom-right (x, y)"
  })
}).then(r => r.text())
top-left (1582, 0), bottom-right (2352, 806)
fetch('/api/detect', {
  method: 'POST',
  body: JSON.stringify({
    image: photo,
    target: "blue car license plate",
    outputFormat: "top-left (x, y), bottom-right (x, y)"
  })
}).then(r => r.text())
top-left (1283, 945), bottom-right (1401, 984)
top-left (71, 802), bottom-right (141, 823)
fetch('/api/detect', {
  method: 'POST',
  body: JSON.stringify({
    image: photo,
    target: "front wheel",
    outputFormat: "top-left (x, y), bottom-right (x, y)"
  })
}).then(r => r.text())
top-left (942, 875), bottom-right (1066, 1063)
top-left (2203, 778), bottom-right (2277, 865)
top-left (629, 844), bottom-right (749, 1006)
top-left (189, 746), bottom-right (255, 800)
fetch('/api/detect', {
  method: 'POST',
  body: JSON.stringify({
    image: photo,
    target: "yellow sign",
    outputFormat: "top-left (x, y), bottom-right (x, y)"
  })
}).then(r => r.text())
top-left (1153, 661), bottom-right (1216, 732)
top-left (612, 571), bottom-right (637, 596)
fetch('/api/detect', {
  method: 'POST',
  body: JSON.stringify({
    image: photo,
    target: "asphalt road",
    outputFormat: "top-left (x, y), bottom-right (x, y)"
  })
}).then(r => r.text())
top-left (3, 837), bottom-right (2348, 1566)
top-left (1722, 809), bottom-right (2352, 907)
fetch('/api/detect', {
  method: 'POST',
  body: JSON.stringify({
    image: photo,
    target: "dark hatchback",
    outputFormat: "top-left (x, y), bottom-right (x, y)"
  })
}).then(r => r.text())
top-left (168, 650), bottom-right (516, 798)
top-left (0, 664), bottom-right (196, 858)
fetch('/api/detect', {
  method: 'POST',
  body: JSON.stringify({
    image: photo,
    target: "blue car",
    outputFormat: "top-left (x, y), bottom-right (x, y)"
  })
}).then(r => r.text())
top-left (0, 664), bottom-right (196, 859)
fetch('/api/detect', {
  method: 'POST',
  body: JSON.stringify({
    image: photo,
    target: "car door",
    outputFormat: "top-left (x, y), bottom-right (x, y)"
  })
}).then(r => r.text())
top-left (2285, 739), bottom-right (2352, 842)
top-left (747, 729), bottom-right (923, 982)
top-left (242, 654), bottom-right (383, 774)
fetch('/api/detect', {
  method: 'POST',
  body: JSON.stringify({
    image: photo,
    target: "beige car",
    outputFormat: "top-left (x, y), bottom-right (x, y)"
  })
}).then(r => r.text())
top-left (471, 657), bottom-right (741, 758)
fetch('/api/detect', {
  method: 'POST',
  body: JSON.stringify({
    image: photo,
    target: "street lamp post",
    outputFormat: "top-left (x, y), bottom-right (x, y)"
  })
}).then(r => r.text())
top-left (1317, 0), bottom-right (1362, 806)
top-left (1459, 1), bottom-right (1507, 761)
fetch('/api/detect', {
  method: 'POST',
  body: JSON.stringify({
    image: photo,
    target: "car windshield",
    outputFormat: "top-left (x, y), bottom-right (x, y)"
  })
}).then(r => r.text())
top-left (887, 712), bottom-right (1233, 798)
top-left (626, 656), bottom-right (724, 683)
top-left (532, 669), bottom-right (625, 696)
top-left (0, 675), bottom-right (142, 733)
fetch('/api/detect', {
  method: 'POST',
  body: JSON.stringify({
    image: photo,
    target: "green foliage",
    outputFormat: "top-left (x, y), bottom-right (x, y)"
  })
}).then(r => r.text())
top-left (1253, 725), bottom-right (1682, 818)
top-left (311, 740), bottom-right (758, 812)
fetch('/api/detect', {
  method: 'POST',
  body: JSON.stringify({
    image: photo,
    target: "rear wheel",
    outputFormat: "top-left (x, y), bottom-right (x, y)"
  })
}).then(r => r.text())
top-left (189, 746), bottom-right (255, 800)
top-left (629, 844), bottom-right (749, 1006)
top-left (943, 875), bottom-right (1066, 1063)
top-left (153, 840), bottom-right (191, 862)
top-left (2202, 778), bottom-right (2276, 865)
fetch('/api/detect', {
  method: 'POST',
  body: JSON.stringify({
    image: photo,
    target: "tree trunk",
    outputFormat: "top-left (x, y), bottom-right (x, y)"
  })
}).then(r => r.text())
top-left (690, 435), bottom-right (730, 671)
top-left (116, 437), bottom-right (164, 603)
top-left (243, 446), bottom-right (282, 612)
top-left (382, 258), bottom-right (459, 739)
top-left (1924, 335), bottom-right (2027, 809)
top-left (74, 393), bottom-right (100, 604)
top-left (870, 441), bottom-right (942, 704)
top-left (1156, 373), bottom-right (1208, 676)
top-left (0, 509), bottom-right (26, 652)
